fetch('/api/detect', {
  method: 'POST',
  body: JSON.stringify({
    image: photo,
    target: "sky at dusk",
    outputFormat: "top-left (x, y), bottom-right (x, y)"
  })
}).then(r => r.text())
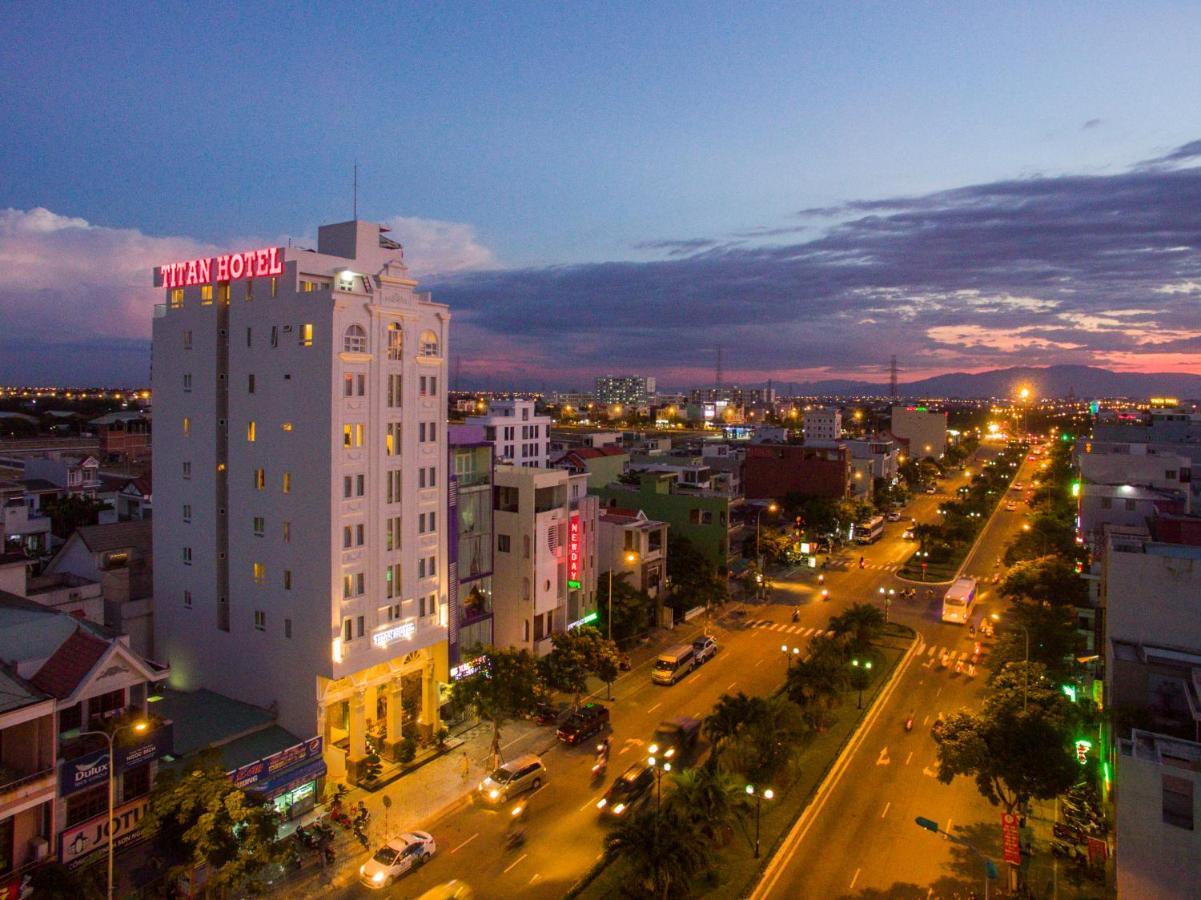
top-left (3, 2), bottom-right (1201, 387)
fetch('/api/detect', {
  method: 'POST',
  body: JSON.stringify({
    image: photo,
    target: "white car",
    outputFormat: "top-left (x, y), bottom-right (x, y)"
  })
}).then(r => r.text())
top-left (885, 511), bottom-right (902, 522)
top-left (360, 832), bottom-right (437, 889)
top-left (902, 529), bottom-right (916, 540)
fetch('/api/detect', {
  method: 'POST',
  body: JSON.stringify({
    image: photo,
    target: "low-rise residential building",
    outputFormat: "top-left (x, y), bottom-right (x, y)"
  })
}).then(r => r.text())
top-left (744, 443), bottom-right (851, 501)
top-left (846, 436), bottom-right (901, 482)
top-left (467, 399), bottom-right (551, 468)
top-left (0, 480), bottom-right (50, 557)
top-left (597, 508), bottom-right (669, 627)
top-left (0, 664), bottom-right (56, 886)
top-left (595, 472), bottom-right (737, 574)
top-left (449, 426), bottom-right (494, 667)
top-left (553, 445), bottom-right (630, 490)
top-left (491, 465), bottom-right (599, 655)
top-left (802, 408), bottom-right (841, 442)
top-left (22, 455), bottom-right (101, 500)
top-left (1079, 484), bottom-right (1187, 551)
top-left (89, 411), bottom-right (151, 463)
top-left (44, 521), bottom-right (154, 659)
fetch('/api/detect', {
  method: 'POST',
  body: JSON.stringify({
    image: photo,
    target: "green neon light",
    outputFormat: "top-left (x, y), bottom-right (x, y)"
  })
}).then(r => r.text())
top-left (580, 610), bottom-right (598, 624)
top-left (915, 406), bottom-right (928, 412)
top-left (1062, 684), bottom-right (1077, 702)
top-left (567, 580), bottom-right (581, 590)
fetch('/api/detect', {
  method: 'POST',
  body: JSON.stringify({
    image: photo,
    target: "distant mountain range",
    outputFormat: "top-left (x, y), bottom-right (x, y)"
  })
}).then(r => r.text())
top-left (793, 365), bottom-right (1201, 400)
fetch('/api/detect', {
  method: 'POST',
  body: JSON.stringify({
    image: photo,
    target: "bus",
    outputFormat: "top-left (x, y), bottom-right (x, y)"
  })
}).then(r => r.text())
top-left (855, 515), bottom-right (885, 545)
top-left (942, 577), bottom-right (978, 624)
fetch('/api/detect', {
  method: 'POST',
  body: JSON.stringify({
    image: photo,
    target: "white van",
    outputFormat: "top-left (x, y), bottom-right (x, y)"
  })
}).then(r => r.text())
top-left (652, 644), bottom-right (696, 685)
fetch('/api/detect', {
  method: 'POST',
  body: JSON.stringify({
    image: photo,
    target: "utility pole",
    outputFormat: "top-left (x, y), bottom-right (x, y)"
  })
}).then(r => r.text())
top-left (889, 355), bottom-right (899, 399)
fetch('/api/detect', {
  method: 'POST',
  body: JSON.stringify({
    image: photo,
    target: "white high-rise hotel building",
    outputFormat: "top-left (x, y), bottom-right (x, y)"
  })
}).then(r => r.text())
top-left (152, 220), bottom-right (449, 782)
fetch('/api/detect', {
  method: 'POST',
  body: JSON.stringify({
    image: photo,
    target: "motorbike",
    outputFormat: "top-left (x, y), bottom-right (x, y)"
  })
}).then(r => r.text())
top-left (817, 574), bottom-right (825, 584)
top-left (618, 654), bottom-right (632, 672)
top-left (792, 608), bottom-right (800, 623)
top-left (820, 589), bottom-right (829, 601)
top-left (352, 825), bottom-right (369, 849)
top-left (504, 829), bottom-right (526, 851)
top-left (904, 713), bottom-right (914, 732)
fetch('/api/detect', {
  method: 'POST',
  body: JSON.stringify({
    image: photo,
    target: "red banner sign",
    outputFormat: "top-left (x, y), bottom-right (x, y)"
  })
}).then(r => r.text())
top-left (567, 514), bottom-right (582, 588)
top-left (1001, 812), bottom-right (1021, 866)
top-left (157, 246), bottom-right (284, 288)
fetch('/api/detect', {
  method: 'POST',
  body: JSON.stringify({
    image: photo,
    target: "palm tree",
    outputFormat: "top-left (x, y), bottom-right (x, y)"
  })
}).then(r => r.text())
top-left (702, 691), bottom-right (757, 763)
top-left (787, 653), bottom-right (848, 730)
top-left (829, 602), bottom-right (886, 651)
top-left (604, 807), bottom-right (708, 899)
top-left (667, 766), bottom-right (749, 846)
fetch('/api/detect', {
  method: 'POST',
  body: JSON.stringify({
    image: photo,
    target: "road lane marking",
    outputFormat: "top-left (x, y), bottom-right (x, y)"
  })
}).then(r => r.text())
top-left (648, 702), bottom-right (661, 713)
top-left (922, 715), bottom-right (930, 726)
top-left (849, 868), bottom-right (861, 890)
top-left (754, 658), bottom-right (764, 668)
top-left (503, 853), bottom-right (528, 874)
top-left (881, 801), bottom-right (891, 818)
top-left (727, 681), bottom-right (737, 690)
top-left (619, 745), bottom-right (630, 754)
top-left (529, 873), bottom-right (541, 885)
top-left (946, 818), bottom-right (953, 833)
top-left (876, 747), bottom-right (890, 766)
top-left (581, 798), bottom-right (598, 811)
top-left (935, 687), bottom-right (943, 697)
top-left (684, 671), bottom-right (702, 684)
top-left (451, 833), bottom-right (478, 854)
top-left (905, 751), bottom-right (913, 765)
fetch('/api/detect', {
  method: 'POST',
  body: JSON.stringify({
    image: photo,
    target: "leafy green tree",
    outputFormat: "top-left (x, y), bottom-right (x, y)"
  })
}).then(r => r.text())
top-left (1004, 512), bottom-right (1082, 566)
top-left (667, 534), bottom-right (725, 610)
top-left (451, 645), bottom-right (542, 765)
top-left (41, 494), bottom-right (112, 539)
top-left (667, 765), bottom-right (749, 846)
top-left (702, 691), bottom-right (759, 764)
top-left (999, 555), bottom-right (1088, 606)
top-left (539, 630), bottom-right (592, 712)
top-left (989, 600), bottom-right (1082, 682)
top-left (597, 571), bottom-right (654, 646)
top-left (934, 662), bottom-right (1079, 814)
top-left (828, 602), bottom-right (886, 652)
top-left (604, 806), bottom-right (709, 899)
top-left (722, 694), bottom-right (808, 784)
top-left (141, 749), bottom-right (284, 895)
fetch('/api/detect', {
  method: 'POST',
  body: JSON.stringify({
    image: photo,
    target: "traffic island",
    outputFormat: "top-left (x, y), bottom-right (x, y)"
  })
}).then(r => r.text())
top-left (571, 624), bottom-right (917, 899)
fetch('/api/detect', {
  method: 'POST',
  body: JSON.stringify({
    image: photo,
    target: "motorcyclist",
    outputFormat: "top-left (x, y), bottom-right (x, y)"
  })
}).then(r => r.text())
top-left (792, 607), bottom-right (800, 622)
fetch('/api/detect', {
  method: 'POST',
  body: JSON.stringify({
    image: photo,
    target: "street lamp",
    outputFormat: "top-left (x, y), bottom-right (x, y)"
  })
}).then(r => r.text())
top-left (914, 816), bottom-right (998, 899)
top-left (79, 718), bottom-right (149, 900)
top-left (781, 644), bottom-right (800, 673)
top-left (755, 503), bottom-right (779, 600)
top-left (647, 746), bottom-right (673, 813)
top-left (850, 658), bottom-right (873, 709)
top-left (745, 784), bottom-right (774, 858)
top-left (607, 551), bottom-right (640, 642)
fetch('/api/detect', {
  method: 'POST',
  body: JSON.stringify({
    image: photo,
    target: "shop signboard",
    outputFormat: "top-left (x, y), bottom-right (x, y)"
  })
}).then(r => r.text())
top-left (59, 722), bottom-right (174, 797)
top-left (567, 514), bottom-right (582, 589)
top-left (231, 737), bottom-right (323, 792)
top-left (60, 796), bottom-right (150, 867)
top-left (1000, 812), bottom-right (1021, 866)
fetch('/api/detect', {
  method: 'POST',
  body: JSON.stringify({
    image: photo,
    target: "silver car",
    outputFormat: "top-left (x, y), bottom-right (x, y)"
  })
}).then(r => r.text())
top-left (476, 753), bottom-right (546, 805)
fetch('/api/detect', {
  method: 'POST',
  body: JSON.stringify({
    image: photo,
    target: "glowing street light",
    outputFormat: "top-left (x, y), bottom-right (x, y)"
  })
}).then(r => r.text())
top-left (746, 784), bottom-right (775, 858)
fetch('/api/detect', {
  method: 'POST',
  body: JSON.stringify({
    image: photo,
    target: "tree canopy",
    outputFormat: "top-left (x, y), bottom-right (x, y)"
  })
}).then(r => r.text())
top-left (451, 645), bottom-right (542, 764)
top-left (999, 555), bottom-right (1088, 606)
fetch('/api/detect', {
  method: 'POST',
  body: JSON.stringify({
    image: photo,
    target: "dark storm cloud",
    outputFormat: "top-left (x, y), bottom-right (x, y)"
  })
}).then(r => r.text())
top-left (433, 139), bottom-right (1201, 383)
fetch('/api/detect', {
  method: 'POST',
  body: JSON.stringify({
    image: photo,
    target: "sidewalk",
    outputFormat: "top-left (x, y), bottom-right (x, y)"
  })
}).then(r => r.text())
top-left (269, 610), bottom-right (736, 895)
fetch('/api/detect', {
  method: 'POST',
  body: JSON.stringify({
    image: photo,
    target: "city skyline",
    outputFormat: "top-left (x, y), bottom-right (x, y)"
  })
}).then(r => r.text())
top-left (3, 3), bottom-right (1201, 386)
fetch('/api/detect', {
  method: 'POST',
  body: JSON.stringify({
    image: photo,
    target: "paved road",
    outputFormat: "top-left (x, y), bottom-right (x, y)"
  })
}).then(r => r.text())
top-left (321, 459), bottom-right (1000, 899)
top-left (754, 450), bottom-right (1041, 900)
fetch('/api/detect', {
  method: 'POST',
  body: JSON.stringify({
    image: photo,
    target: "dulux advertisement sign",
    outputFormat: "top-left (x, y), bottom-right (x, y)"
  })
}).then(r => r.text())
top-left (59, 723), bottom-right (174, 797)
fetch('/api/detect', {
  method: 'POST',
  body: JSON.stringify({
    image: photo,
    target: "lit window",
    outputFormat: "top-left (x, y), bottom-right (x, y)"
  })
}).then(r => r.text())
top-left (255, 468), bottom-right (265, 491)
top-left (419, 330), bottom-right (439, 357)
top-left (200, 285), bottom-right (213, 303)
top-left (183, 416), bottom-right (191, 437)
top-left (253, 562), bottom-right (265, 584)
top-left (343, 424), bottom-right (353, 448)
top-left (281, 422), bottom-right (293, 432)
top-left (169, 288), bottom-right (184, 308)
top-left (344, 324), bottom-right (367, 354)
top-left (387, 323), bottom-right (403, 360)
top-left (300, 323), bottom-right (313, 347)
top-left (270, 277), bottom-right (278, 297)
top-left (282, 520), bottom-right (291, 543)
top-left (247, 421), bottom-right (256, 442)
top-left (282, 471), bottom-right (292, 494)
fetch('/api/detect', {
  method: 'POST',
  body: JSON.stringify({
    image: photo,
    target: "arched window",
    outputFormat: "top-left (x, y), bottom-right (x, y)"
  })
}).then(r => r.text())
top-left (419, 330), bottom-right (439, 358)
top-left (387, 323), bottom-right (403, 360)
top-left (343, 324), bottom-right (367, 354)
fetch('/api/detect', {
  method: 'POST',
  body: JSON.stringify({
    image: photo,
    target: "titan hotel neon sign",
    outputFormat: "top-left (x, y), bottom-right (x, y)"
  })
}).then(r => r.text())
top-left (372, 622), bottom-right (416, 649)
top-left (156, 247), bottom-right (285, 288)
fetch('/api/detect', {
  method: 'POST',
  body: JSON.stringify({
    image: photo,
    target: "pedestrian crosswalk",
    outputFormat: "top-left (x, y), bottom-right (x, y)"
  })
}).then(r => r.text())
top-left (746, 620), bottom-right (835, 638)
top-left (823, 561), bottom-right (901, 573)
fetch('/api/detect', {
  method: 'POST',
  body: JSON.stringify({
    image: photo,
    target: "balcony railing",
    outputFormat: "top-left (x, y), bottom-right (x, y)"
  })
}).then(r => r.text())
top-left (0, 764), bottom-right (55, 798)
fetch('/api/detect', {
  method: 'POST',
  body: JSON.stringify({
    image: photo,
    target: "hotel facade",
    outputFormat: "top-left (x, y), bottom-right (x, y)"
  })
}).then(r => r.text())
top-left (152, 220), bottom-right (449, 782)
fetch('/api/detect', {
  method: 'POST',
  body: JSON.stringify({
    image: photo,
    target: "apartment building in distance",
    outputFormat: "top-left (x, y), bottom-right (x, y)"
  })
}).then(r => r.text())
top-left (594, 375), bottom-right (656, 407)
top-left (890, 405), bottom-right (947, 460)
top-left (467, 399), bottom-right (551, 468)
top-left (802, 408), bottom-right (841, 443)
top-left (152, 220), bottom-right (450, 783)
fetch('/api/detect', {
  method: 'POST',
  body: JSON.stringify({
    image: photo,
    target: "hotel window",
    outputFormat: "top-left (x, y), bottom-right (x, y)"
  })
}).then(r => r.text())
top-left (419, 467), bottom-right (426, 489)
top-left (343, 572), bottom-right (364, 598)
top-left (183, 504), bottom-right (191, 523)
top-left (282, 471), bottom-right (292, 494)
top-left (200, 285), bottom-right (213, 304)
top-left (247, 327), bottom-right (253, 347)
top-left (386, 516), bottom-right (401, 551)
top-left (387, 323), bottom-right (403, 360)
top-left (270, 277), bottom-right (278, 297)
top-left (247, 421), bottom-right (256, 442)
top-left (344, 324), bottom-right (367, 353)
top-left (245, 280), bottom-right (253, 301)
top-left (183, 373), bottom-right (192, 392)
top-left (344, 423), bottom-right (364, 449)
top-left (253, 516), bottom-right (265, 536)
top-left (248, 373), bottom-right (255, 394)
top-left (386, 422), bottom-right (401, 456)
top-left (358, 615), bottom-right (365, 637)
top-left (182, 461), bottom-right (191, 479)
top-left (419, 422), bottom-right (426, 443)
top-left (418, 513), bottom-right (426, 534)
top-left (282, 520), bottom-right (291, 543)
top-left (183, 329), bottom-right (192, 349)
top-left (387, 470), bottom-right (402, 504)
top-left (386, 603), bottom-right (401, 621)
top-left (300, 323), bottom-right (313, 347)
top-left (183, 546), bottom-right (192, 565)
top-left (343, 374), bottom-right (354, 397)
top-left (218, 283), bottom-right (231, 303)
top-left (271, 326), bottom-right (278, 347)
top-left (419, 595), bottom-right (427, 618)
top-left (284, 617), bottom-right (292, 638)
top-left (170, 288), bottom-right (184, 308)
top-left (281, 422), bottom-right (292, 432)
top-left (344, 618), bottom-right (353, 642)
top-left (419, 330), bottom-right (439, 357)
top-left (420, 376), bottom-right (428, 396)
top-left (183, 589), bottom-right (192, 609)
top-left (182, 416), bottom-right (191, 437)
top-left (254, 610), bottom-right (266, 631)
top-left (253, 562), bottom-right (265, 584)
top-left (387, 374), bottom-right (402, 407)
top-left (386, 563), bottom-right (401, 598)
top-left (255, 468), bottom-right (265, 490)
top-left (283, 570), bottom-right (292, 590)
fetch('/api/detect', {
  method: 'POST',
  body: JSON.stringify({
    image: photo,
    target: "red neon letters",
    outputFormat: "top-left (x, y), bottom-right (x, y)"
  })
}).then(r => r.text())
top-left (158, 247), bottom-right (284, 289)
top-left (567, 515), bottom-right (582, 586)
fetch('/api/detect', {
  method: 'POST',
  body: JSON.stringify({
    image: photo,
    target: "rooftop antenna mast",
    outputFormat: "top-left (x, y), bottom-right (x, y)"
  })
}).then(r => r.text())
top-left (889, 355), bottom-right (899, 399)
top-left (353, 162), bottom-right (358, 219)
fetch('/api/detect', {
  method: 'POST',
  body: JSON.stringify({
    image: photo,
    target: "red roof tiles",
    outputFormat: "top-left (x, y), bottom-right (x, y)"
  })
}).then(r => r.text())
top-left (30, 627), bottom-right (110, 699)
